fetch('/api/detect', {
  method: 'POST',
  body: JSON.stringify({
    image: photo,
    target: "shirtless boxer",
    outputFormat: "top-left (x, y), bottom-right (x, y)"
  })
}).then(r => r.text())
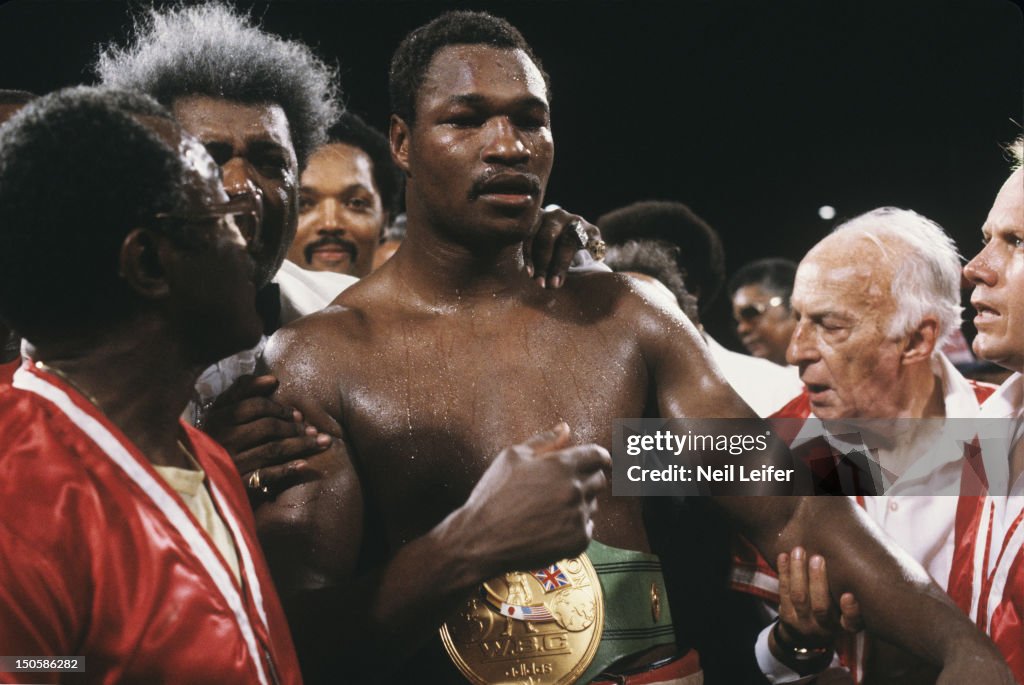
top-left (96, 2), bottom-right (590, 484)
top-left (260, 11), bottom-right (1012, 685)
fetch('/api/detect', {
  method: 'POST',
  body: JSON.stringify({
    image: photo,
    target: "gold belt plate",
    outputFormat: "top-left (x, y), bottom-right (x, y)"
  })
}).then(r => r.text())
top-left (440, 554), bottom-right (604, 684)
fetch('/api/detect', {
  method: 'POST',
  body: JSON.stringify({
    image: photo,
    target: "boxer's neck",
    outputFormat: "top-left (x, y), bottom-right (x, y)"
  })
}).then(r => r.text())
top-left (391, 222), bottom-right (532, 305)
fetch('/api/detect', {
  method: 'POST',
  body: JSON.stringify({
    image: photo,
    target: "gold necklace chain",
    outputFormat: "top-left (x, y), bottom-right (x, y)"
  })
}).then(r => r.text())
top-left (34, 360), bottom-right (103, 409)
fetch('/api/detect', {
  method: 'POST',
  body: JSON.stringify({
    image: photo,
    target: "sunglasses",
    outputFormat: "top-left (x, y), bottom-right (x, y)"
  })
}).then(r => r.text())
top-left (734, 296), bottom-right (785, 322)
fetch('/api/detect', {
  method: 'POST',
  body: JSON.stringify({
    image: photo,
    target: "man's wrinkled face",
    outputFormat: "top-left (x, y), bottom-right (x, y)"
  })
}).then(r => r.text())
top-left (288, 142), bottom-right (385, 276)
top-left (787, 237), bottom-right (906, 419)
top-left (732, 283), bottom-right (796, 366)
top-left (171, 95), bottom-right (297, 288)
top-left (142, 116), bottom-right (262, 360)
top-left (396, 45), bottom-right (553, 245)
top-left (964, 168), bottom-right (1024, 373)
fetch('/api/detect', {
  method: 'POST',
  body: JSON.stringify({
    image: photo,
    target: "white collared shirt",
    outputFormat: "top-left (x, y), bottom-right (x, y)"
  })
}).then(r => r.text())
top-left (704, 334), bottom-right (804, 418)
top-left (187, 260), bottom-right (357, 421)
top-left (756, 354), bottom-right (987, 683)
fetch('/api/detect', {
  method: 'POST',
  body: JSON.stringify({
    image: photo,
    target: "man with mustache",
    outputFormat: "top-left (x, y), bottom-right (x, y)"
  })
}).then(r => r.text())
top-left (287, 112), bottom-right (402, 277)
top-left (261, 10), bottom-right (1013, 684)
top-left (98, 3), bottom-right (594, 486)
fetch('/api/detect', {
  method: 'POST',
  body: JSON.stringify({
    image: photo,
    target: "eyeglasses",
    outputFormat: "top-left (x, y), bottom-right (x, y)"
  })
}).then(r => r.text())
top-left (152, 199), bottom-right (256, 248)
top-left (734, 296), bottom-right (785, 322)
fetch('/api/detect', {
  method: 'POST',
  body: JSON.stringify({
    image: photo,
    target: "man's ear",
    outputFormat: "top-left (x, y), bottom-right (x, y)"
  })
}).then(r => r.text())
top-left (902, 316), bottom-right (939, 366)
top-left (119, 228), bottom-right (170, 299)
top-left (390, 114), bottom-right (411, 177)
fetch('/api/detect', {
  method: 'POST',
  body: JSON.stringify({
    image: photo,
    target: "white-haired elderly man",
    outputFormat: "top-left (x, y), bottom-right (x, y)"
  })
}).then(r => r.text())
top-left (731, 207), bottom-right (998, 683)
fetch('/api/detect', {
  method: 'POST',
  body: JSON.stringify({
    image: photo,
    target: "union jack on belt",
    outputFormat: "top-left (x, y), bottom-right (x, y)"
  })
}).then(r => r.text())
top-left (533, 564), bottom-right (570, 591)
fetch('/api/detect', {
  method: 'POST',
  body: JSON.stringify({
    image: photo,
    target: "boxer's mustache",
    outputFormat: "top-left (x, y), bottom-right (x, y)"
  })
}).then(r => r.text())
top-left (469, 171), bottom-right (542, 199)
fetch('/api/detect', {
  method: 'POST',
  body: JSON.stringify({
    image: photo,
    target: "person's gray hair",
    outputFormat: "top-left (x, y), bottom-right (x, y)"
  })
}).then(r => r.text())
top-left (381, 213), bottom-right (407, 243)
top-left (1006, 135), bottom-right (1024, 171)
top-left (95, 1), bottom-right (340, 167)
top-left (831, 207), bottom-right (963, 349)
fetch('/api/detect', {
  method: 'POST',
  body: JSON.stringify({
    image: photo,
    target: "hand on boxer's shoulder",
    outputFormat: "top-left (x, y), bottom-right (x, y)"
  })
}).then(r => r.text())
top-left (523, 205), bottom-right (602, 289)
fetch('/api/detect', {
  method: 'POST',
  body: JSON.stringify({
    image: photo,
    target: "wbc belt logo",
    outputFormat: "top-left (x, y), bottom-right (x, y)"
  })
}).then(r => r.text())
top-left (440, 555), bottom-right (604, 685)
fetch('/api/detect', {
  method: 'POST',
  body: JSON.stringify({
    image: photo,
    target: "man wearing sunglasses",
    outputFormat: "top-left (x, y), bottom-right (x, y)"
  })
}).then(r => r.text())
top-left (729, 258), bottom-right (799, 367)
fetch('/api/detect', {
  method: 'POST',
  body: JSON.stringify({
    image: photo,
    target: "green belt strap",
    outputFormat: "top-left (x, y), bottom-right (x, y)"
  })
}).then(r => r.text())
top-left (577, 540), bottom-right (676, 684)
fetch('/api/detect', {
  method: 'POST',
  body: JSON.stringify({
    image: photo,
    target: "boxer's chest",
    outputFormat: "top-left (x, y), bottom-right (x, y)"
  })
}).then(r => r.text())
top-left (340, 313), bottom-right (650, 542)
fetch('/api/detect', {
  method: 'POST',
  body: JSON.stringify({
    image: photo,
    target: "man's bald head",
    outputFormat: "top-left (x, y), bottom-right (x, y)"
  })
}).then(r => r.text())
top-left (823, 208), bottom-right (963, 347)
top-left (788, 208), bottom-right (962, 419)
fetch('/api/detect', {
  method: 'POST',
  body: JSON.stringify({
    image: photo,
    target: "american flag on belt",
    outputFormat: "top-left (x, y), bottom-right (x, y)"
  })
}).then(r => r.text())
top-left (498, 602), bottom-right (554, 622)
top-left (533, 564), bottom-right (570, 591)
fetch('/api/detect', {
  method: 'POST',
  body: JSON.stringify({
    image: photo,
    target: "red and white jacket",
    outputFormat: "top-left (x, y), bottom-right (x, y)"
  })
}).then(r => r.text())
top-left (947, 372), bottom-right (1024, 681)
top-left (734, 355), bottom-right (997, 683)
top-left (0, 362), bottom-right (302, 684)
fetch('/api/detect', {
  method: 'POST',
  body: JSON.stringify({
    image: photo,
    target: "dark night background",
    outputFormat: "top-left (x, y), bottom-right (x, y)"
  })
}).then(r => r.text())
top-left (0, 0), bottom-right (1020, 344)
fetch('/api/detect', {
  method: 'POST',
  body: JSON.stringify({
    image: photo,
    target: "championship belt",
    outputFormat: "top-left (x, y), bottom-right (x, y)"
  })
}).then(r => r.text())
top-left (440, 554), bottom-right (604, 684)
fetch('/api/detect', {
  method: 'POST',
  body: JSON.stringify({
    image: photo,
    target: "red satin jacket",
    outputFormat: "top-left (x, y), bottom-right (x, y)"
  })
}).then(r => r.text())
top-left (0, 363), bottom-right (301, 684)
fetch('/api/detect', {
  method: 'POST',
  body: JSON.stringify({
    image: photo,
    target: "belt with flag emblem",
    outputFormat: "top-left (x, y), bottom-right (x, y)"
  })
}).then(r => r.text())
top-left (440, 540), bottom-right (680, 684)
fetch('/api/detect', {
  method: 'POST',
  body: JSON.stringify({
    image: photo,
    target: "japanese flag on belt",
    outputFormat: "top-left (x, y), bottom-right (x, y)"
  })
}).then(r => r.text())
top-left (498, 602), bottom-right (554, 622)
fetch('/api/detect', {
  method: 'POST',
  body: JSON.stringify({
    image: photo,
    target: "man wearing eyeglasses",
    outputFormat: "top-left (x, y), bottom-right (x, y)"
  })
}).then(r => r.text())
top-left (97, 3), bottom-right (599, 493)
top-left (0, 86), bottom-right (301, 684)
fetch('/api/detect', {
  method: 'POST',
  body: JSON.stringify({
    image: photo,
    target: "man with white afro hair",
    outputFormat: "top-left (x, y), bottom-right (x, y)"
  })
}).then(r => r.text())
top-left (96, 1), bottom-right (342, 288)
